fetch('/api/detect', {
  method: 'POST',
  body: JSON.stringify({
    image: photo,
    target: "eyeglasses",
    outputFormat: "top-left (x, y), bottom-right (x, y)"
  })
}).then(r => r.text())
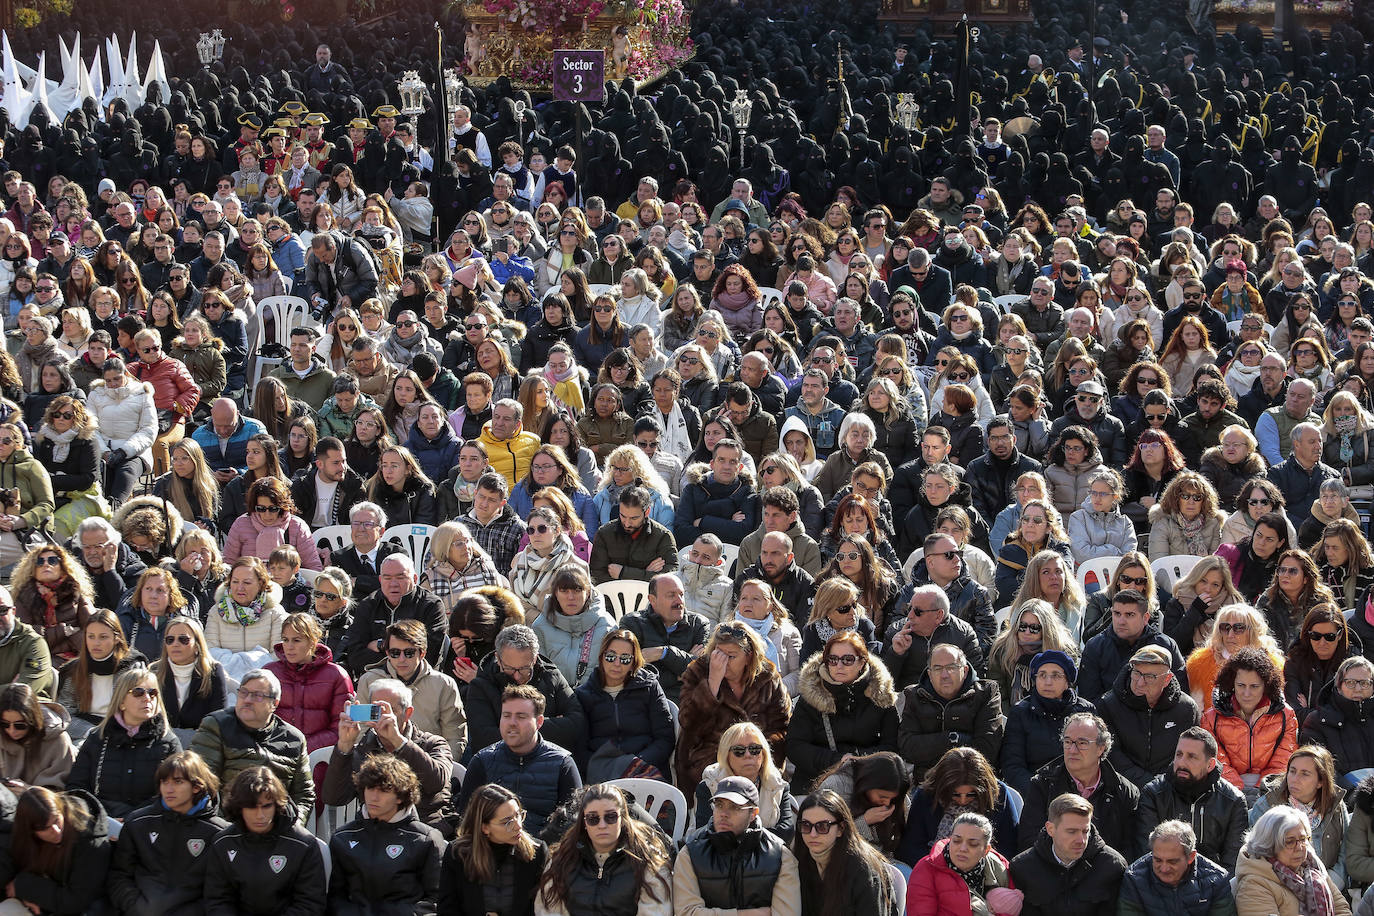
top-left (698, 330), bottom-right (719, 340)
top-left (1137, 376), bottom-right (1160, 386)
top-left (730, 744), bottom-right (764, 757)
top-left (396, 320), bottom-right (416, 328)
top-left (1179, 493), bottom-right (1203, 503)
top-left (930, 663), bottom-right (964, 675)
top-left (1037, 669), bottom-right (1066, 682)
top-left (798, 819), bottom-right (838, 835)
top-left (1344, 678), bottom-right (1374, 690)
top-left (1281, 834), bottom-right (1312, 849)
top-left (950, 314), bottom-right (970, 323)
top-left (1309, 631), bottom-right (1340, 643)
top-left (311, 589), bottom-right (341, 601)
top-left (253, 505), bottom-right (283, 514)
top-left (0, 719), bottom-right (29, 733)
top-left (1277, 566), bottom-right (1303, 576)
top-left (602, 652), bottom-right (634, 665)
top-left (1005, 347), bottom-right (1028, 356)
top-left (387, 647), bottom-right (421, 659)
top-left (1076, 395), bottom-right (1102, 404)
top-left (594, 305), bottom-right (615, 314)
top-left (240, 689), bottom-right (275, 702)
top-left (1145, 413), bottom-right (1168, 423)
top-left (35, 555), bottom-right (62, 567)
top-left (1217, 622), bottom-right (1249, 634)
top-left (140, 345), bottom-right (161, 354)
top-left (948, 372), bottom-right (970, 382)
top-left (1182, 292), bottom-right (1204, 301)
top-left (1062, 737), bottom-right (1097, 750)
top-left (826, 653), bottom-right (859, 667)
top-left (1129, 666), bottom-right (1165, 683)
top-left (130, 686), bottom-right (159, 699)
top-left (465, 321), bottom-right (487, 329)
top-left (1118, 574), bottom-right (1148, 587)
top-left (583, 810), bottom-right (620, 826)
top-left (1017, 622), bottom-right (1042, 634)
top-left (164, 633), bottom-right (194, 646)
top-left (835, 551), bottom-right (861, 562)
top-left (351, 520), bottom-right (380, 529)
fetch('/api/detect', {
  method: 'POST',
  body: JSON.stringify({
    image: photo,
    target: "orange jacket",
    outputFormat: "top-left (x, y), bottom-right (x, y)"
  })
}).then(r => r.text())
top-left (1201, 696), bottom-right (1298, 790)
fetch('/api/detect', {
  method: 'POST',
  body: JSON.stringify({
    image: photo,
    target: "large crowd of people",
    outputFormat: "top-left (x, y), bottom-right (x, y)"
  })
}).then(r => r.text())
top-left (0, 0), bottom-right (1372, 911)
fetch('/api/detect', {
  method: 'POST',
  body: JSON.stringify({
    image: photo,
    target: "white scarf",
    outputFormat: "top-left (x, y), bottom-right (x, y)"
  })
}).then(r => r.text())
top-left (41, 424), bottom-right (79, 463)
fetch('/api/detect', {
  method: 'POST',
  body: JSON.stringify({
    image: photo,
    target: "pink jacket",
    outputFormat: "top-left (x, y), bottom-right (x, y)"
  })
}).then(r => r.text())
top-left (780, 269), bottom-right (838, 314)
top-left (266, 642), bottom-right (353, 752)
top-left (223, 512), bottom-right (323, 569)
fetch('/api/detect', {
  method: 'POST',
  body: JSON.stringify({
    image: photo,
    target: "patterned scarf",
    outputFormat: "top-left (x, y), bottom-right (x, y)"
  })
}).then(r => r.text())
top-left (1270, 850), bottom-right (1335, 916)
top-left (35, 582), bottom-right (60, 629)
top-left (942, 844), bottom-right (988, 898)
top-left (1177, 514), bottom-right (1209, 553)
top-left (216, 594), bottom-right (267, 628)
top-left (936, 803), bottom-right (975, 843)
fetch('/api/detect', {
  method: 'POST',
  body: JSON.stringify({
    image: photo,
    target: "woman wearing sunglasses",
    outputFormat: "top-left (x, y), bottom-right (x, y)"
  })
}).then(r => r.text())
top-left (987, 599), bottom-right (1079, 708)
top-left (1256, 550), bottom-right (1338, 652)
top-left (792, 788), bottom-right (900, 916)
top-left (0, 681), bottom-right (74, 789)
top-left (690, 721), bottom-right (794, 840)
top-left (1159, 555), bottom-right (1245, 656)
top-left (1147, 471), bottom-right (1225, 561)
top-left (205, 557), bottom-right (288, 657)
top-left (441, 782), bottom-right (547, 916)
top-left (222, 476), bottom-right (323, 570)
top-left (1282, 606), bottom-right (1356, 726)
top-left (11, 544), bottom-right (95, 662)
top-left (787, 627), bottom-right (898, 794)
top-left (66, 665), bottom-right (181, 819)
top-left (535, 783), bottom-right (673, 916)
top-left (573, 628), bottom-right (675, 779)
top-left (264, 612), bottom-right (353, 756)
top-left (152, 616), bottom-right (228, 745)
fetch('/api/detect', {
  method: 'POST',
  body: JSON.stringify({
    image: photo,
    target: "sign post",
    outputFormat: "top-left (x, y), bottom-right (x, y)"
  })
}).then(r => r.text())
top-left (554, 49), bottom-right (605, 197)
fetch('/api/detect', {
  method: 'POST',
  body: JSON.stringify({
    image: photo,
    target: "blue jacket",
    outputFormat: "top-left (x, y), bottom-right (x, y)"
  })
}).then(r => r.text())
top-left (271, 232), bottom-right (308, 283)
top-left (489, 253), bottom-right (535, 286)
top-left (593, 484), bottom-right (674, 529)
top-left (508, 481), bottom-right (600, 535)
top-left (458, 737), bottom-right (581, 836)
top-left (191, 415), bottom-right (266, 473)
top-left (1118, 848), bottom-right (1235, 916)
top-left (404, 423), bottom-right (463, 485)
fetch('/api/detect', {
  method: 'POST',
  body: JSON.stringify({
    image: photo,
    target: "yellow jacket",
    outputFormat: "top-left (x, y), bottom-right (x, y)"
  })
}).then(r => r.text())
top-left (478, 423), bottom-right (541, 489)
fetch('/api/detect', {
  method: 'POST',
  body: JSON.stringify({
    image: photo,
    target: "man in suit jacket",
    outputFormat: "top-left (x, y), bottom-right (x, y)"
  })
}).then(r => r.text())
top-left (330, 501), bottom-right (404, 597)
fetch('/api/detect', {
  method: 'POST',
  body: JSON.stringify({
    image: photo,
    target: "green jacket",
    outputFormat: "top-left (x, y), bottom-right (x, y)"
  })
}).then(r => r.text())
top-left (315, 392), bottom-right (379, 439)
top-left (0, 620), bottom-right (56, 698)
top-left (189, 709), bottom-right (314, 824)
top-left (169, 340), bottom-right (228, 405)
top-left (270, 356), bottom-right (337, 412)
top-left (589, 518), bottom-right (679, 585)
top-left (0, 448), bottom-right (54, 534)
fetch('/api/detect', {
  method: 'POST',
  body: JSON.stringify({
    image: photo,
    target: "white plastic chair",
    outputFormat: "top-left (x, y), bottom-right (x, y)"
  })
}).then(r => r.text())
top-left (299, 569), bottom-right (320, 585)
top-left (994, 605), bottom-right (1014, 633)
top-left (1151, 554), bottom-right (1202, 589)
top-left (312, 524), bottom-right (353, 560)
top-left (258, 295), bottom-right (315, 348)
top-left (607, 777), bottom-right (689, 844)
top-left (994, 293), bottom-right (1025, 313)
top-left (757, 286), bottom-right (784, 311)
top-left (587, 283), bottom-right (615, 299)
top-left (595, 580), bottom-right (650, 621)
top-left (902, 548), bottom-right (926, 582)
top-left (887, 863), bottom-right (908, 914)
top-left (383, 524), bottom-right (436, 570)
top-left (306, 746), bottom-right (359, 844)
top-left (247, 356), bottom-right (282, 405)
top-left (716, 543), bottom-right (740, 578)
top-left (1227, 318), bottom-right (1273, 337)
top-left (1076, 556), bottom-right (1124, 596)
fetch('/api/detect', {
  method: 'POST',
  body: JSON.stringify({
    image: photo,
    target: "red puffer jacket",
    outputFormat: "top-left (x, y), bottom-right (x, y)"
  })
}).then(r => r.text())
top-left (1200, 692), bottom-right (1299, 790)
top-left (266, 642), bottom-right (353, 753)
top-left (129, 354), bottom-right (201, 420)
top-left (908, 838), bottom-right (1020, 916)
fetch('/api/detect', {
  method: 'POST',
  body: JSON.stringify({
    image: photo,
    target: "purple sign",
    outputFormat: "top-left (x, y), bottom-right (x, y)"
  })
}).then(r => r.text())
top-left (553, 49), bottom-right (605, 102)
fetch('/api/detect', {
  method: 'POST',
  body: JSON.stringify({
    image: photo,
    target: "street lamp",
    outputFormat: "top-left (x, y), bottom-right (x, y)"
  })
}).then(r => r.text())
top-left (730, 89), bottom-right (752, 171)
top-left (514, 99), bottom-right (527, 148)
top-left (396, 71), bottom-right (426, 116)
top-left (195, 29), bottom-right (226, 68)
top-left (896, 93), bottom-right (919, 132)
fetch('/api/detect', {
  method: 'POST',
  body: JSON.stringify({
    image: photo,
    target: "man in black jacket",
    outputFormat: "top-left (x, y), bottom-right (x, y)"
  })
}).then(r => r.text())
top-left (464, 624), bottom-right (587, 753)
top-left (1136, 726), bottom-right (1248, 870)
top-left (1096, 648), bottom-right (1201, 788)
top-left (1077, 597), bottom-right (1188, 701)
top-left (1018, 712), bottom-right (1139, 856)
top-left (897, 642), bottom-right (1003, 779)
top-left (302, 230), bottom-right (380, 321)
top-left (70, 517), bottom-right (146, 613)
top-left (1010, 793), bottom-right (1128, 916)
top-left (732, 531), bottom-right (816, 613)
top-left (622, 573), bottom-right (709, 704)
top-left (344, 554), bottom-right (447, 671)
top-left (289, 436), bottom-right (366, 530)
top-left (882, 583), bottom-right (984, 689)
top-left (965, 416), bottom-right (1041, 525)
top-left (910, 534), bottom-right (996, 658)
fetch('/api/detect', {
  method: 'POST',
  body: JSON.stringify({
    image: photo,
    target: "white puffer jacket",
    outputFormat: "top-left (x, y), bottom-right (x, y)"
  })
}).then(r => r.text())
top-left (85, 379), bottom-right (158, 470)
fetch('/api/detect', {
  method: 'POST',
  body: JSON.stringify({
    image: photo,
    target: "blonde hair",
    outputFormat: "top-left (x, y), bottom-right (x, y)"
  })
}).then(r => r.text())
top-left (715, 721), bottom-right (782, 783)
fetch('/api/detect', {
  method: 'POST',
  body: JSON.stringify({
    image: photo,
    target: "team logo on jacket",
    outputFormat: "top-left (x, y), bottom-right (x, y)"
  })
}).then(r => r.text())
top-left (269, 855), bottom-right (287, 873)
top-left (187, 839), bottom-right (205, 857)
top-left (386, 844), bottom-right (403, 859)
